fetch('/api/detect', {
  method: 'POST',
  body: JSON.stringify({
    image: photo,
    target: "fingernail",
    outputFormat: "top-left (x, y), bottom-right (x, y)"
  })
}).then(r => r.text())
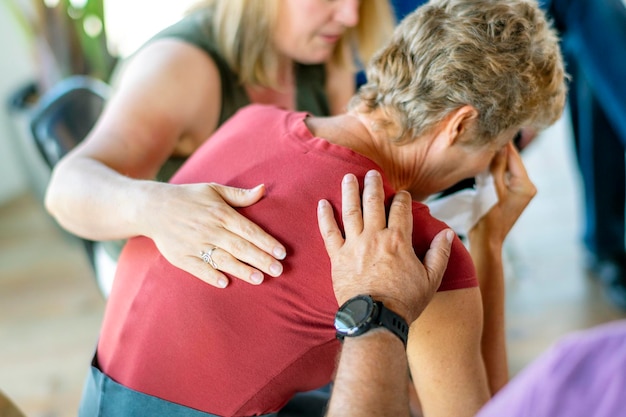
top-left (273, 246), bottom-right (286, 260)
top-left (250, 271), bottom-right (264, 284)
top-left (366, 170), bottom-right (379, 178)
top-left (318, 200), bottom-right (329, 210)
top-left (343, 173), bottom-right (356, 184)
top-left (270, 262), bottom-right (283, 277)
top-left (446, 229), bottom-right (455, 243)
top-left (218, 278), bottom-right (228, 288)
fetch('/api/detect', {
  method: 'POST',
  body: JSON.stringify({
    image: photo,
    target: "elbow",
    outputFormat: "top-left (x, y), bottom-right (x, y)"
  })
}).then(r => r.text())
top-left (43, 159), bottom-right (71, 222)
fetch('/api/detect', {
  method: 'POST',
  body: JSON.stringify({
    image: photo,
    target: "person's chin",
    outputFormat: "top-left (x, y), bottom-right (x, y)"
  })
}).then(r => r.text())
top-left (296, 50), bottom-right (334, 65)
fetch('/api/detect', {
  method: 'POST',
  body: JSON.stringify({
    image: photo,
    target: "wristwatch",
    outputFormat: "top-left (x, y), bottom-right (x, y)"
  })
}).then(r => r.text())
top-left (334, 295), bottom-right (409, 347)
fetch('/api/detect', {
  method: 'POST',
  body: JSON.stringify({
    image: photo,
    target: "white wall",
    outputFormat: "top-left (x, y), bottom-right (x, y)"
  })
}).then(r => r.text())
top-left (0, 3), bottom-right (38, 205)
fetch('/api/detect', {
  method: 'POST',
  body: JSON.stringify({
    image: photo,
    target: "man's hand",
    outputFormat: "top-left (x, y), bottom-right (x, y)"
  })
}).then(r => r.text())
top-left (317, 170), bottom-right (454, 324)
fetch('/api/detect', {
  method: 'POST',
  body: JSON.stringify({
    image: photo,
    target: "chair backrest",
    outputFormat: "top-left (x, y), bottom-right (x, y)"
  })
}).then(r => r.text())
top-left (28, 76), bottom-right (111, 279)
top-left (29, 75), bottom-right (111, 168)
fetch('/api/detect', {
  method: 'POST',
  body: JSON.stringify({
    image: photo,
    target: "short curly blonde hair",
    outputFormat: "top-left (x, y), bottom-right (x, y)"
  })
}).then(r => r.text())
top-left (350, 0), bottom-right (567, 145)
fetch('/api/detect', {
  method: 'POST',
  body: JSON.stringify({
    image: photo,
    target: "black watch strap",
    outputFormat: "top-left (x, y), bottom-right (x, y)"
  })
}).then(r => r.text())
top-left (375, 301), bottom-right (409, 347)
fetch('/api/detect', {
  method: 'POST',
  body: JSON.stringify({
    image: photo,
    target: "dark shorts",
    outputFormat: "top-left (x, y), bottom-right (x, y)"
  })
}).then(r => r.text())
top-left (79, 356), bottom-right (328, 417)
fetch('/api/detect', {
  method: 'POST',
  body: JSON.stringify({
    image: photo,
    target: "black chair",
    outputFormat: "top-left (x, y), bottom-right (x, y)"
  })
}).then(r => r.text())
top-left (28, 75), bottom-right (111, 275)
top-left (29, 75), bottom-right (110, 168)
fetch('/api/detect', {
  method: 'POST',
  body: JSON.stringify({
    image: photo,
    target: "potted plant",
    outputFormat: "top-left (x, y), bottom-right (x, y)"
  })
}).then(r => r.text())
top-left (7, 0), bottom-right (117, 97)
top-left (5, 0), bottom-right (117, 200)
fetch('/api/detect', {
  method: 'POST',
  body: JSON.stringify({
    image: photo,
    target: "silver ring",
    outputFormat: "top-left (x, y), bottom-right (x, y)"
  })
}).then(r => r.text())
top-left (200, 247), bottom-right (218, 269)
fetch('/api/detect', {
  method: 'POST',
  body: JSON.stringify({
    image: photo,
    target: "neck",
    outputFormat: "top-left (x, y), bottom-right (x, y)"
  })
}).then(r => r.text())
top-left (275, 56), bottom-right (295, 87)
top-left (306, 111), bottom-right (433, 200)
top-left (245, 58), bottom-right (295, 109)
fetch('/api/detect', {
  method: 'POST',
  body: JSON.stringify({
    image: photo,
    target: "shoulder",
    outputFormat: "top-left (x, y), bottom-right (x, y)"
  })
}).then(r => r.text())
top-left (136, 8), bottom-right (231, 80)
top-left (411, 201), bottom-right (477, 291)
top-left (218, 104), bottom-right (303, 137)
top-left (230, 104), bottom-right (293, 121)
top-left (150, 9), bottom-right (216, 55)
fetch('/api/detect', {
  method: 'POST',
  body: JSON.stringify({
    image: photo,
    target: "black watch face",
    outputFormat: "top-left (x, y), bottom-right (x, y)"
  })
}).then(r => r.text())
top-left (335, 297), bottom-right (372, 334)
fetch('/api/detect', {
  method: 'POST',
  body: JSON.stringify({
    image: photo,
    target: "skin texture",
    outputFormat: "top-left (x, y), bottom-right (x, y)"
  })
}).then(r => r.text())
top-left (46, 1), bottom-right (554, 415)
top-left (318, 142), bottom-right (537, 417)
top-left (317, 170), bottom-right (453, 320)
top-left (44, 1), bottom-right (360, 288)
top-left (302, 100), bottom-right (525, 417)
top-left (318, 170), bottom-right (453, 417)
top-left (469, 142), bottom-right (537, 394)
top-left (274, 0), bottom-right (360, 65)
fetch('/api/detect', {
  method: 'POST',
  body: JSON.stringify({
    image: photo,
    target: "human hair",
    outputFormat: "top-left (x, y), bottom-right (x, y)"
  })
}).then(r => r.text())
top-left (350, 0), bottom-right (567, 145)
top-left (190, 0), bottom-right (395, 88)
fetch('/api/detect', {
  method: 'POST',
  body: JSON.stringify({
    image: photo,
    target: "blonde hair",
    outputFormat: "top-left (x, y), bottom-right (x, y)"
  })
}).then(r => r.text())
top-left (351, 0), bottom-right (567, 145)
top-left (190, 0), bottom-right (395, 87)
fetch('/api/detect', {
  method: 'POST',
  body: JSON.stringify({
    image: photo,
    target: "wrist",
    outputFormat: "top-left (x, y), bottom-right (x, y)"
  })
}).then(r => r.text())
top-left (366, 295), bottom-right (415, 324)
top-left (334, 295), bottom-right (409, 348)
top-left (133, 180), bottom-right (169, 237)
top-left (336, 289), bottom-right (414, 324)
top-left (342, 327), bottom-right (406, 348)
top-left (468, 229), bottom-right (503, 253)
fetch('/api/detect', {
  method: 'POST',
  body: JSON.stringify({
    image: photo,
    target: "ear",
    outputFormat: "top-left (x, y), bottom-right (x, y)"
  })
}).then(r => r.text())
top-left (444, 105), bottom-right (479, 145)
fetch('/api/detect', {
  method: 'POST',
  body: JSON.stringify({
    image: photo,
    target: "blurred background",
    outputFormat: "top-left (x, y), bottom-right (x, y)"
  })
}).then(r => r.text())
top-left (1, 1), bottom-right (626, 416)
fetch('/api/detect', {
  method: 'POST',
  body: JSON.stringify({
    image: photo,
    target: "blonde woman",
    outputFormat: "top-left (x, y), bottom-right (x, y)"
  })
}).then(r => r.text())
top-left (44, 0), bottom-right (395, 293)
top-left (86, 1), bottom-right (567, 416)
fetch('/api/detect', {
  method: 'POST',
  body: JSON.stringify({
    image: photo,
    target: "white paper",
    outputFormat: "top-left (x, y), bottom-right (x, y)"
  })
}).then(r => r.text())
top-left (425, 171), bottom-right (498, 236)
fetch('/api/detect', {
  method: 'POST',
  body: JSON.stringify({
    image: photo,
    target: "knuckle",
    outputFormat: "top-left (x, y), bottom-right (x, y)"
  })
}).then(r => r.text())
top-left (227, 239), bottom-right (248, 256)
top-left (364, 193), bottom-right (383, 205)
top-left (391, 198), bottom-right (410, 212)
top-left (343, 206), bottom-right (361, 218)
top-left (210, 206), bottom-right (231, 225)
top-left (239, 221), bottom-right (259, 239)
top-left (321, 228), bottom-right (338, 241)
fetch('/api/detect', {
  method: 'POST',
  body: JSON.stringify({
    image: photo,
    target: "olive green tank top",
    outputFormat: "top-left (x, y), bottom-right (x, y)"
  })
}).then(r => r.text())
top-left (102, 8), bottom-right (331, 260)
top-left (155, 8), bottom-right (331, 181)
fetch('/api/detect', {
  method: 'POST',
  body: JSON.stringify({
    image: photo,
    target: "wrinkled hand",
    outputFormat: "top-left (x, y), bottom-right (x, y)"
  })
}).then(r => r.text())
top-left (469, 142), bottom-right (536, 246)
top-left (317, 170), bottom-right (453, 324)
top-left (147, 182), bottom-right (286, 288)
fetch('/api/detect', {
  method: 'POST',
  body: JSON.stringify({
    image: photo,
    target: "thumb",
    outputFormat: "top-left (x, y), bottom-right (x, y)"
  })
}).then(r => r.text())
top-left (423, 229), bottom-right (454, 287)
top-left (212, 183), bottom-right (266, 208)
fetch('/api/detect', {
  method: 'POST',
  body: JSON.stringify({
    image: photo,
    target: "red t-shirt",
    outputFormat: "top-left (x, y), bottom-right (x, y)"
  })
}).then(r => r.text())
top-left (97, 105), bottom-right (477, 416)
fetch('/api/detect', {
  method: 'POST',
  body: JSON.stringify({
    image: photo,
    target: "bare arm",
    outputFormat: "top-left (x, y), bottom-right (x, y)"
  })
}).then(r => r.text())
top-left (318, 170), bottom-right (453, 417)
top-left (408, 287), bottom-right (491, 417)
top-left (469, 142), bottom-right (536, 393)
top-left (45, 40), bottom-right (286, 288)
top-left (328, 330), bottom-right (411, 417)
top-left (407, 143), bottom-right (537, 416)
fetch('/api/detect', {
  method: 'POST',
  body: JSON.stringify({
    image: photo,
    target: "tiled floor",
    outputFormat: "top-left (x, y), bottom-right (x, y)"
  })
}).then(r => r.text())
top-left (0, 114), bottom-right (625, 417)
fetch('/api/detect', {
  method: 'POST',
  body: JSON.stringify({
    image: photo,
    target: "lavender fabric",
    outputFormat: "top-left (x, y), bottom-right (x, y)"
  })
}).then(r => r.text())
top-left (477, 320), bottom-right (626, 417)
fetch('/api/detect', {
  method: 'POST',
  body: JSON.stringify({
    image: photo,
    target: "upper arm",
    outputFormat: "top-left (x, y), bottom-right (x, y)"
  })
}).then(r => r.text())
top-left (66, 39), bottom-right (223, 179)
top-left (407, 287), bottom-right (490, 417)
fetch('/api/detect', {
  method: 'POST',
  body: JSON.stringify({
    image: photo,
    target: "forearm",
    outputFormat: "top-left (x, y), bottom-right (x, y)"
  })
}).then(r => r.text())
top-left (327, 330), bottom-right (411, 417)
top-left (45, 156), bottom-right (160, 241)
top-left (469, 239), bottom-right (508, 394)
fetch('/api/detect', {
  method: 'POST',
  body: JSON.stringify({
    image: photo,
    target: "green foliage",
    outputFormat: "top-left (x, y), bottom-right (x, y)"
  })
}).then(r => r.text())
top-left (7, 0), bottom-right (117, 91)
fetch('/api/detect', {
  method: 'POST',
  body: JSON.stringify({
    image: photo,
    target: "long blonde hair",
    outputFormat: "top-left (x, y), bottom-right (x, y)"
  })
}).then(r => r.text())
top-left (190, 0), bottom-right (395, 87)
